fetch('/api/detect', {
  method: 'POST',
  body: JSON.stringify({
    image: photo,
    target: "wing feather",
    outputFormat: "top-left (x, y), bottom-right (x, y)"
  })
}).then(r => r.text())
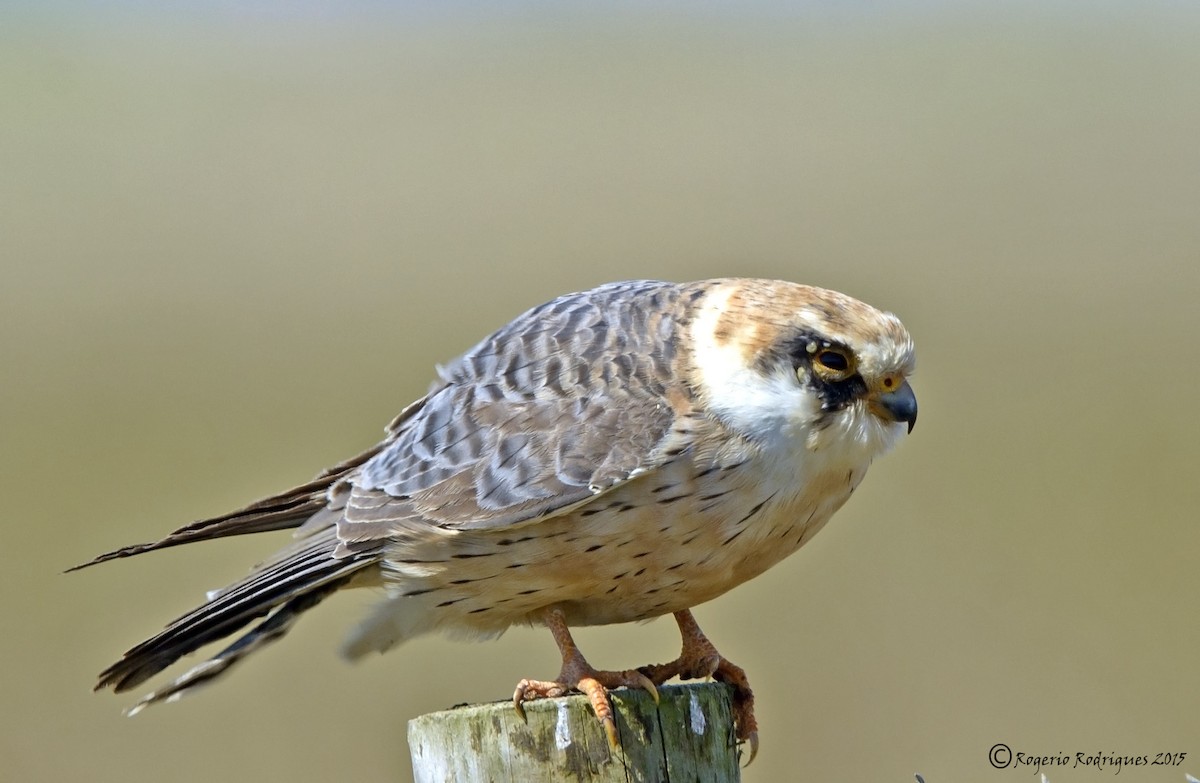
top-left (340, 280), bottom-right (700, 538)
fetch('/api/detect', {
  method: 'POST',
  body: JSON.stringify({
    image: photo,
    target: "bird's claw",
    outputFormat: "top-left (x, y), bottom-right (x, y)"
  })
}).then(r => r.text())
top-left (742, 730), bottom-right (759, 766)
top-left (711, 656), bottom-right (758, 765)
top-left (510, 667), bottom-right (658, 748)
top-left (512, 678), bottom-right (568, 722)
top-left (600, 714), bottom-right (619, 749)
top-left (633, 670), bottom-right (660, 703)
top-left (641, 620), bottom-right (759, 764)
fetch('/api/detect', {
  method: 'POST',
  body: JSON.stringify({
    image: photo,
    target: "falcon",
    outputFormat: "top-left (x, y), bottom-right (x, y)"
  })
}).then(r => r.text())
top-left (76, 278), bottom-right (917, 761)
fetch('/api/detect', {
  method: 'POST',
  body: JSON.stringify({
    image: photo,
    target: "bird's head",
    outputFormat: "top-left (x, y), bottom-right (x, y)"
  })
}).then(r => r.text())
top-left (687, 279), bottom-right (917, 462)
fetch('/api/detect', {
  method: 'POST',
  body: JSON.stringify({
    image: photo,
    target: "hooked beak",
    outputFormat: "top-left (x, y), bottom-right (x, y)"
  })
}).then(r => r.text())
top-left (870, 379), bottom-right (918, 433)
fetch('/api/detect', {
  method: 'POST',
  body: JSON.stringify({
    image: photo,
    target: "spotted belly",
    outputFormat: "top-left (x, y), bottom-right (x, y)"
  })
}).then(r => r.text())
top-left (380, 457), bottom-right (863, 636)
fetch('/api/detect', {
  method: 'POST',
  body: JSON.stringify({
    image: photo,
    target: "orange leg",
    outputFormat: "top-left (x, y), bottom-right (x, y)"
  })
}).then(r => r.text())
top-left (513, 607), bottom-right (659, 749)
top-left (640, 610), bottom-right (759, 764)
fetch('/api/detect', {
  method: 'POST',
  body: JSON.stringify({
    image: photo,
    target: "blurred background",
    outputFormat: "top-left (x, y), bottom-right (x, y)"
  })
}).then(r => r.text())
top-left (3, 1), bottom-right (1198, 781)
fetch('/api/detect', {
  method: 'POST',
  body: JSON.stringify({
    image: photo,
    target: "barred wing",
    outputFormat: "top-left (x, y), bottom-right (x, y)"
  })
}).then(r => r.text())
top-left (339, 280), bottom-right (701, 541)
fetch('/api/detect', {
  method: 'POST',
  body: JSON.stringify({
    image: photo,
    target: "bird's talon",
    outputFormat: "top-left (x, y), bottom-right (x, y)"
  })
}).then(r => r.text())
top-left (602, 716), bottom-right (619, 749)
top-left (511, 677), bottom-right (571, 723)
top-left (512, 687), bottom-right (528, 722)
top-left (637, 662), bottom-right (675, 686)
top-left (635, 672), bottom-right (659, 703)
top-left (742, 730), bottom-right (759, 766)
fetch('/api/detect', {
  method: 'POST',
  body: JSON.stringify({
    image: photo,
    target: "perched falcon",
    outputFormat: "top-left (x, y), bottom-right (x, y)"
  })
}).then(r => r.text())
top-left (76, 278), bottom-right (917, 760)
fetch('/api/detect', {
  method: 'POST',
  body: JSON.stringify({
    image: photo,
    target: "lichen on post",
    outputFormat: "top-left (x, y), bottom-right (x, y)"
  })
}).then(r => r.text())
top-left (407, 682), bottom-right (741, 782)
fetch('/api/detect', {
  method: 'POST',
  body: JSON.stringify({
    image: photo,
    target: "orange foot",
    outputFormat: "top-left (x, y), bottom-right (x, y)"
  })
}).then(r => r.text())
top-left (513, 607), bottom-right (658, 749)
top-left (639, 609), bottom-right (759, 764)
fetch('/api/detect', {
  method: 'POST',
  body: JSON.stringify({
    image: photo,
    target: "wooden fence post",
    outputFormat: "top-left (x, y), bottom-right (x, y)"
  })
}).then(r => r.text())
top-left (408, 682), bottom-right (741, 782)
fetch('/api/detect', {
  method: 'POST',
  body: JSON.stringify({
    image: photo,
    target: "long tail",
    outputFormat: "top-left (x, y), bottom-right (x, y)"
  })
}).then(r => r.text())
top-left (77, 444), bottom-right (387, 711)
top-left (68, 444), bottom-right (384, 571)
top-left (101, 528), bottom-right (377, 713)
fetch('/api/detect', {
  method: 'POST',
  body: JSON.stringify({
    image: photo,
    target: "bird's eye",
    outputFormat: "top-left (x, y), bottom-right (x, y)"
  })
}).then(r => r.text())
top-left (811, 348), bottom-right (855, 382)
top-left (817, 350), bottom-right (848, 372)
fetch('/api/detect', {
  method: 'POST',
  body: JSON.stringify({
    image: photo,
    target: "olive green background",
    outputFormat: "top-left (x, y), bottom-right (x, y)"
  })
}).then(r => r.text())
top-left (3, 3), bottom-right (1198, 781)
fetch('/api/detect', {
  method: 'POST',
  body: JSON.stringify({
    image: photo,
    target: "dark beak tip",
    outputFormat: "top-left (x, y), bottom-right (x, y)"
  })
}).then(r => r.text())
top-left (877, 380), bottom-right (917, 433)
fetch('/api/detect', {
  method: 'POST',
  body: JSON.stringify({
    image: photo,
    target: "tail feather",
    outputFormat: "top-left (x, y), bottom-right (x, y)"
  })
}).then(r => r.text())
top-left (75, 443), bottom-right (405, 712)
top-left (96, 529), bottom-right (379, 697)
top-left (68, 443), bottom-right (385, 572)
top-left (123, 580), bottom-right (348, 716)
